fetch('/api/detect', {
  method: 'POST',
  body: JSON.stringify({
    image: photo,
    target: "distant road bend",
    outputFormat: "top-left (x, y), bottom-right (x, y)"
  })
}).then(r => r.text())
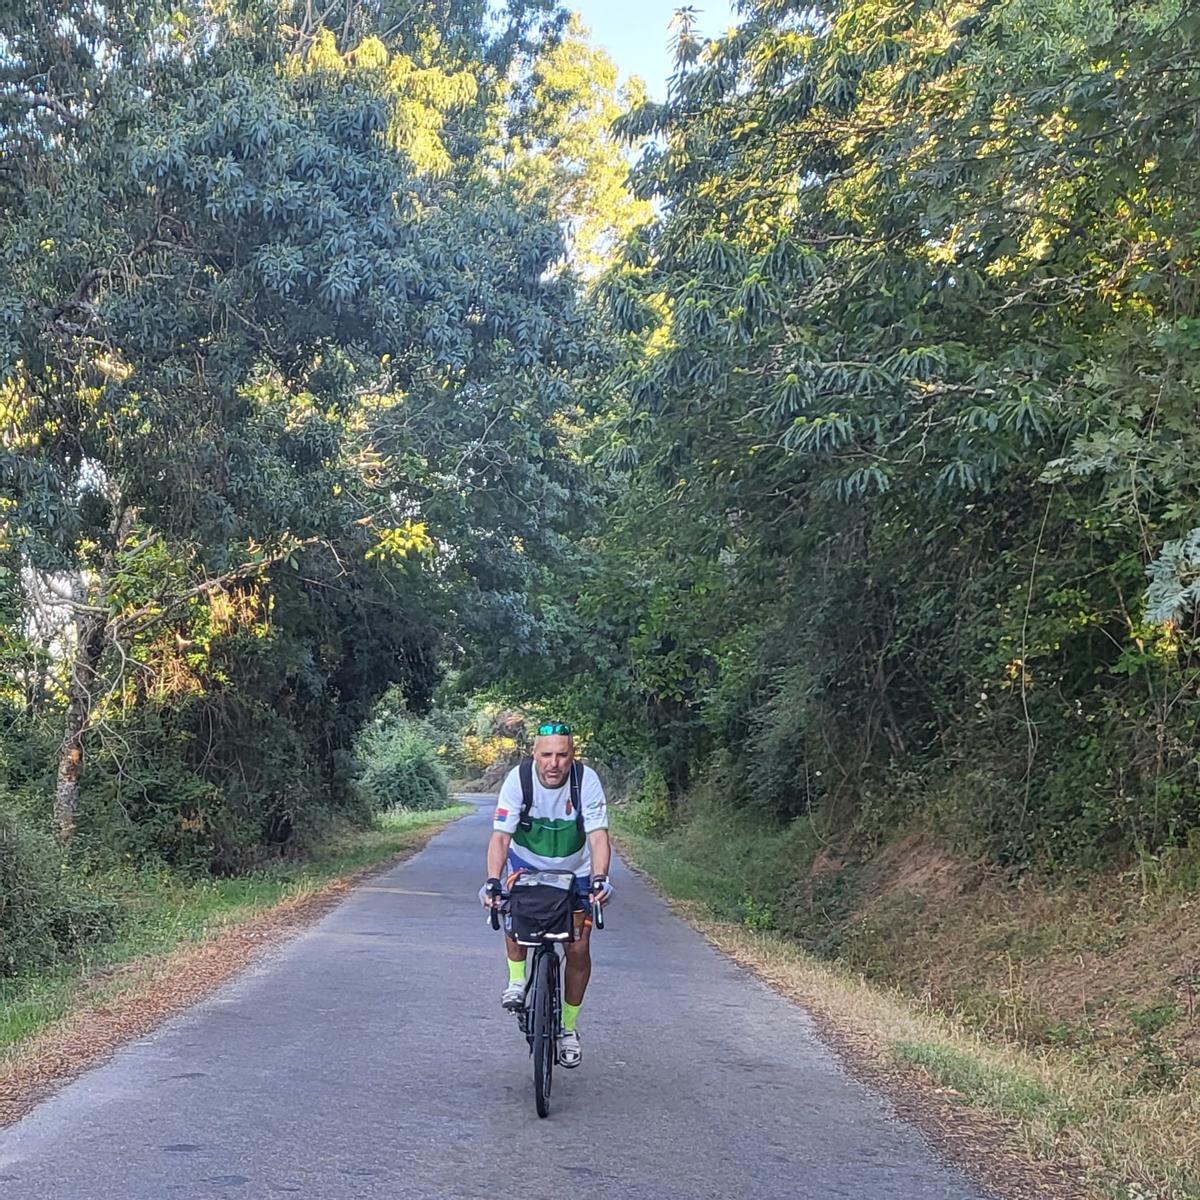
top-left (0, 798), bottom-right (986, 1200)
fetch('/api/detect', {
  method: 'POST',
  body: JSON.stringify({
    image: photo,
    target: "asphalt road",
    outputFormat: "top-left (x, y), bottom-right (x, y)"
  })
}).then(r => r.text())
top-left (0, 798), bottom-right (987, 1200)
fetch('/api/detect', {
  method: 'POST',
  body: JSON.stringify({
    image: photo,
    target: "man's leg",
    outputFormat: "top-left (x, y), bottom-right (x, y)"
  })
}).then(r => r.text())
top-left (502, 934), bottom-right (528, 1008)
top-left (563, 919), bottom-right (592, 1008)
top-left (558, 918), bottom-right (591, 1067)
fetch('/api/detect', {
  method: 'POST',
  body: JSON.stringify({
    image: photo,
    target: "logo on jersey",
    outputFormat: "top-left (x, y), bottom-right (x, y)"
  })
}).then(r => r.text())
top-left (495, 807), bottom-right (509, 821)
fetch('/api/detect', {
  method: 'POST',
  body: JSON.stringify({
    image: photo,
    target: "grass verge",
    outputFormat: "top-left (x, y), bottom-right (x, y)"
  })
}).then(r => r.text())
top-left (0, 805), bottom-right (468, 1060)
top-left (615, 817), bottom-right (1200, 1200)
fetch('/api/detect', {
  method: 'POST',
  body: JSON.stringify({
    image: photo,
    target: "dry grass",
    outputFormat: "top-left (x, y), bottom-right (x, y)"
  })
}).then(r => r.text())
top-left (705, 916), bottom-right (1200, 1198)
top-left (617, 827), bottom-right (1200, 1200)
top-left (825, 842), bottom-right (1200, 1065)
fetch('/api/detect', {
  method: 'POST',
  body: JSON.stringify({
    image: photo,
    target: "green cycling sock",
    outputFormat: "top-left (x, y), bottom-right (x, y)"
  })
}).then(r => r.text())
top-left (562, 1001), bottom-right (581, 1032)
top-left (508, 959), bottom-right (526, 986)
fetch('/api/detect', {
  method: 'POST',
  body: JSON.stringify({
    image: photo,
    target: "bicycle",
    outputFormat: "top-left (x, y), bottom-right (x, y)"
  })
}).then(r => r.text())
top-left (488, 873), bottom-right (604, 1118)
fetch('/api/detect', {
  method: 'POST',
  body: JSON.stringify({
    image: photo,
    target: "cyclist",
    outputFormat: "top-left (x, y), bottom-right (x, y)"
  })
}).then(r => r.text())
top-left (480, 722), bottom-right (612, 1068)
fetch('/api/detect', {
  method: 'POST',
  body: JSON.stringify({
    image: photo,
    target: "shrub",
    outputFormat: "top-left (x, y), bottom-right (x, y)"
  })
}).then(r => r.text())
top-left (623, 766), bottom-right (670, 836)
top-left (0, 803), bottom-right (119, 977)
top-left (414, 697), bottom-right (524, 780)
top-left (355, 721), bottom-right (450, 812)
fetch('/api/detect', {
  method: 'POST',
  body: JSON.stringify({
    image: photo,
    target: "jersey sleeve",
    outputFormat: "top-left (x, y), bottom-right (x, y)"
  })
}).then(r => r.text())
top-left (580, 766), bottom-right (608, 833)
top-left (492, 769), bottom-right (521, 834)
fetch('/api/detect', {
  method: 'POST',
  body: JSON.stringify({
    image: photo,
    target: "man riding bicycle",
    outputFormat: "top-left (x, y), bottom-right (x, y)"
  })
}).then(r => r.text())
top-left (481, 722), bottom-right (612, 1069)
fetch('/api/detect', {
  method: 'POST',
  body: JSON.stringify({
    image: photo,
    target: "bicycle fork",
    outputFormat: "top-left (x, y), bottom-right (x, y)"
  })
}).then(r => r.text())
top-left (517, 946), bottom-right (562, 1056)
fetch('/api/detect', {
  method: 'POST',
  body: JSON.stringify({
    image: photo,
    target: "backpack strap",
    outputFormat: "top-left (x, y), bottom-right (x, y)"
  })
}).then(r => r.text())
top-left (569, 762), bottom-right (585, 838)
top-left (518, 758), bottom-right (535, 832)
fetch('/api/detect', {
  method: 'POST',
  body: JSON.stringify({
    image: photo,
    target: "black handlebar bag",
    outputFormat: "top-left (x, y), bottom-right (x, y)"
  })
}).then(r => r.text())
top-left (507, 871), bottom-right (577, 946)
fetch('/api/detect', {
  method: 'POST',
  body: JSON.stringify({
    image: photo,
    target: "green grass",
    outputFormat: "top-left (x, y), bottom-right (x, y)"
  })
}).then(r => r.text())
top-left (888, 1038), bottom-right (1071, 1126)
top-left (613, 803), bottom-right (815, 930)
top-left (0, 805), bottom-right (468, 1057)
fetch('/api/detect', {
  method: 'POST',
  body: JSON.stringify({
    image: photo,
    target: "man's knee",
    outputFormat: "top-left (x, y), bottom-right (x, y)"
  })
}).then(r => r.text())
top-left (565, 928), bottom-right (591, 963)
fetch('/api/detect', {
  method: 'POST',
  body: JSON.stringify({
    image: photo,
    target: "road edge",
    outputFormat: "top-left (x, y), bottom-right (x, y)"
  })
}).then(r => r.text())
top-left (0, 807), bottom-right (469, 1129)
top-left (613, 835), bottom-right (1095, 1200)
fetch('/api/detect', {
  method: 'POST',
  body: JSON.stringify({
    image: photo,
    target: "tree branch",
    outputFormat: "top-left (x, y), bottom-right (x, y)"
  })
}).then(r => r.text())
top-left (16, 91), bottom-right (81, 128)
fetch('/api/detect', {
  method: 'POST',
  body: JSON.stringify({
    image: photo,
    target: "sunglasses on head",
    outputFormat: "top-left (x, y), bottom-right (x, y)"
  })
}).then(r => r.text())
top-left (536, 722), bottom-right (573, 737)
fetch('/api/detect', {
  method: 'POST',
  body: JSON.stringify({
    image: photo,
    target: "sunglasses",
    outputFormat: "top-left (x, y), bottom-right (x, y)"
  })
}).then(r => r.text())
top-left (536, 722), bottom-right (573, 737)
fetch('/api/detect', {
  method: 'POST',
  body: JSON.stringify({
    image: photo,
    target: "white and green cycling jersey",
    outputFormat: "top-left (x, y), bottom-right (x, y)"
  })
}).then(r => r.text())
top-left (492, 763), bottom-right (608, 876)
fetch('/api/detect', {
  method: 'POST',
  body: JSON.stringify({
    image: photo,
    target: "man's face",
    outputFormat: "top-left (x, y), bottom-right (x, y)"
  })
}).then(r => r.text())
top-left (533, 734), bottom-right (574, 788)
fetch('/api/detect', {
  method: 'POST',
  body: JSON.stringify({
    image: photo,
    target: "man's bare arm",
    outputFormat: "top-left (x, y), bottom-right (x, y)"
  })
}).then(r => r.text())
top-left (487, 830), bottom-right (512, 885)
top-left (588, 828), bottom-right (611, 880)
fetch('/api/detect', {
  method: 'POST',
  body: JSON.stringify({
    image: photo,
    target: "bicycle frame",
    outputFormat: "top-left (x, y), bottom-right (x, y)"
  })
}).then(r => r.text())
top-left (516, 942), bottom-right (559, 1037)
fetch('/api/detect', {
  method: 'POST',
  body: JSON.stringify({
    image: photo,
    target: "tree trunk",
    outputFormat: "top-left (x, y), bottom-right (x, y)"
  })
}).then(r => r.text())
top-left (53, 504), bottom-right (137, 843)
top-left (34, 636), bottom-right (50, 713)
top-left (54, 608), bottom-right (107, 841)
top-left (26, 636), bottom-right (51, 716)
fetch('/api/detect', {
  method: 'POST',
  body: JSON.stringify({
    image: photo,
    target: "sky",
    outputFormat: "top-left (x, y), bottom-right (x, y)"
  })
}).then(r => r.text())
top-left (567, 1), bottom-right (739, 99)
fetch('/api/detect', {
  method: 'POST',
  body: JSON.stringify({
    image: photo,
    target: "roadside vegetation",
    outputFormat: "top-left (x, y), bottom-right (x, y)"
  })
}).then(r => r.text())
top-left (0, 805), bottom-right (466, 1057)
top-left (0, 0), bottom-right (635, 1000)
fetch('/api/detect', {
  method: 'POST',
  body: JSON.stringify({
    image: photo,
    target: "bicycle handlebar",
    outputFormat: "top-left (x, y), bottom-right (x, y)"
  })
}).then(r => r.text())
top-left (484, 883), bottom-right (607, 932)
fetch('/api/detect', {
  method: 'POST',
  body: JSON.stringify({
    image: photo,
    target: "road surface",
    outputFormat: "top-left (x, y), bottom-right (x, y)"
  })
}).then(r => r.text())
top-left (0, 798), bottom-right (986, 1200)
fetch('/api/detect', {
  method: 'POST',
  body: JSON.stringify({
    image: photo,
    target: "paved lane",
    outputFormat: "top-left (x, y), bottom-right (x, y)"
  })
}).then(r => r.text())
top-left (0, 799), bottom-right (986, 1200)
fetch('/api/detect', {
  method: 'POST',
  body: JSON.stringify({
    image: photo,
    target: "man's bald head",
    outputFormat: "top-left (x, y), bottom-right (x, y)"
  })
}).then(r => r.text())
top-left (532, 733), bottom-right (574, 788)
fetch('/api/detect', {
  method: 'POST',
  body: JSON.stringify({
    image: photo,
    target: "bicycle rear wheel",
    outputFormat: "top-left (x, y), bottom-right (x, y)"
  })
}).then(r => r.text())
top-left (530, 948), bottom-right (556, 1118)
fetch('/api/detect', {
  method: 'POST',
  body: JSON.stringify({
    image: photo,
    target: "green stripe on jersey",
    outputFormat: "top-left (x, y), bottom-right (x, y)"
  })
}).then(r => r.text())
top-left (514, 817), bottom-right (585, 861)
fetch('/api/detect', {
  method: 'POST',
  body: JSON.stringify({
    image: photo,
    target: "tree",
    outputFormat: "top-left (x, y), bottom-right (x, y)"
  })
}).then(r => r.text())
top-left (551, 0), bottom-right (1200, 865)
top-left (0, 0), bottom-right (604, 849)
top-left (503, 13), bottom-right (653, 273)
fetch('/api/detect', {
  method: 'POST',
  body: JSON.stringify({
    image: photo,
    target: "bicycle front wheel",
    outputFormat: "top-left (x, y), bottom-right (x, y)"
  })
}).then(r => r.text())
top-left (530, 948), bottom-right (556, 1118)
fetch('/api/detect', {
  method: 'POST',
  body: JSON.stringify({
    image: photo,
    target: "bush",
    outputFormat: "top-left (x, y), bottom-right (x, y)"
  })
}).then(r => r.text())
top-left (355, 721), bottom-right (450, 812)
top-left (623, 767), bottom-right (670, 836)
top-left (412, 697), bottom-right (524, 781)
top-left (0, 803), bottom-right (119, 977)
